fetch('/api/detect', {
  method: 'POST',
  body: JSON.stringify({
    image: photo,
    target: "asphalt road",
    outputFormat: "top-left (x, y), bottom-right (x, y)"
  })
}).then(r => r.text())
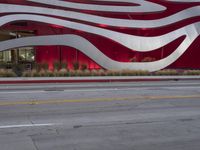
top-left (0, 80), bottom-right (200, 150)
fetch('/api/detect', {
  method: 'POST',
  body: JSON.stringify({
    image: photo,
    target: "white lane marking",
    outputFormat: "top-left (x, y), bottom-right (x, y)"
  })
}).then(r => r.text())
top-left (0, 90), bottom-right (45, 94)
top-left (63, 88), bottom-right (119, 92)
top-left (0, 123), bottom-right (53, 129)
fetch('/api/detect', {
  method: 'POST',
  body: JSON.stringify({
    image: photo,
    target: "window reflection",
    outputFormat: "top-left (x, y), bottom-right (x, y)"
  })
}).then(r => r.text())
top-left (0, 48), bottom-right (35, 63)
top-left (18, 47), bottom-right (35, 62)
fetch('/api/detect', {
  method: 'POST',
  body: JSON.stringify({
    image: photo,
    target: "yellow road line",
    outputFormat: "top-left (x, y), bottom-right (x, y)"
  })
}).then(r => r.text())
top-left (0, 95), bottom-right (200, 106)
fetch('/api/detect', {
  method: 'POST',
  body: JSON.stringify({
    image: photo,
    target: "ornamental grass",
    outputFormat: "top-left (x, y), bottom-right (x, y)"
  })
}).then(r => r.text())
top-left (0, 69), bottom-right (16, 77)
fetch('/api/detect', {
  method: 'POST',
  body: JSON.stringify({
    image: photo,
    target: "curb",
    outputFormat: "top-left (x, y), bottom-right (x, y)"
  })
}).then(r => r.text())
top-left (0, 79), bottom-right (162, 84)
top-left (0, 76), bottom-right (200, 84)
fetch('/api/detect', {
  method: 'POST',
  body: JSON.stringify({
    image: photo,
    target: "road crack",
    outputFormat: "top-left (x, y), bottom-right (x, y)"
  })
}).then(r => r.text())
top-left (30, 137), bottom-right (39, 150)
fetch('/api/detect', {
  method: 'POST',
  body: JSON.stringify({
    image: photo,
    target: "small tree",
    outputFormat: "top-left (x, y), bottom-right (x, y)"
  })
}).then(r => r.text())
top-left (80, 64), bottom-right (87, 71)
top-left (73, 61), bottom-right (79, 70)
top-left (53, 61), bottom-right (60, 71)
top-left (61, 62), bottom-right (67, 70)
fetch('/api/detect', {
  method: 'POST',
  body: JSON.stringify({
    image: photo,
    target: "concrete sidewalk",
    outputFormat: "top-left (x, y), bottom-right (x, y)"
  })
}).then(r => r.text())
top-left (0, 76), bottom-right (200, 84)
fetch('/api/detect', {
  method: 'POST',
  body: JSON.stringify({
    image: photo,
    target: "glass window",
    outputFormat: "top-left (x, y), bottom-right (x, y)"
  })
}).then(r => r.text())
top-left (19, 49), bottom-right (26, 61)
top-left (18, 47), bottom-right (35, 62)
top-left (26, 48), bottom-right (35, 61)
top-left (0, 52), bottom-right (3, 62)
top-left (0, 48), bottom-right (35, 63)
top-left (3, 50), bottom-right (11, 62)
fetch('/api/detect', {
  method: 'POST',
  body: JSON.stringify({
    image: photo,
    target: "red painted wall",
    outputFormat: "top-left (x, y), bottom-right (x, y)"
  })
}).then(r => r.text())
top-left (1, 0), bottom-right (200, 70)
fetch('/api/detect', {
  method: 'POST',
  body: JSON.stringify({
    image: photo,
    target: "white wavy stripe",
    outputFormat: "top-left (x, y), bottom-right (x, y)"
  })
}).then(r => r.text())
top-left (27, 0), bottom-right (166, 13)
top-left (0, 33), bottom-right (199, 72)
top-left (1, 14), bottom-right (199, 52)
top-left (168, 0), bottom-right (200, 2)
top-left (0, 4), bottom-right (199, 28)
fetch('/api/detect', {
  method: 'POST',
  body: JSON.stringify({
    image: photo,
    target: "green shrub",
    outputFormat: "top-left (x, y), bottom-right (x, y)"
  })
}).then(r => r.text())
top-left (32, 63), bottom-right (40, 71)
top-left (12, 63), bottom-right (25, 77)
top-left (31, 69), bottom-right (40, 77)
top-left (6, 70), bottom-right (17, 77)
top-left (57, 69), bottom-right (68, 77)
top-left (39, 69), bottom-right (46, 77)
top-left (22, 70), bottom-right (31, 77)
top-left (0, 69), bottom-right (5, 77)
top-left (46, 70), bottom-right (54, 77)
top-left (98, 69), bottom-right (106, 76)
top-left (183, 70), bottom-right (200, 75)
top-left (154, 69), bottom-right (179, 76)
top-left (41, 62), bottom-right (49, 70)
top-left (0, 62), bottom-right (7, 69)
top-left (52, 70), bottom-right (59, 77)
top-left (75, 70), bottom-right (85, 76)
top-left (91, 69), bottom-right (98, 76)
top-left (141, 57), bottom-right (156, 62)
top-left (69, 70), bottom-right (76, 76)
top-left (130, 56), bottom-right (138, 62)
top-left (106, 70), bottom-right (116, 76)
top-left (82, 69), bottom-right (91, 76)
top-left (113, 70), bottom-right (122, 76)
top-left (0, 69), bottom-right (17, 77)
top-left (120, 70), bottom-right (149, 76)
top-left (135, 70), bottom-right (149, 76)
top-left (121, 70), bottom-right (132, 76)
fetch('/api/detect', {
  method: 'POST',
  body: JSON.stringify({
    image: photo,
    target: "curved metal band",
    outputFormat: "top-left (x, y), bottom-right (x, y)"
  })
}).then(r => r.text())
top-left (0, 4), bottom-right (199, 28)
top-left (27, 0), bottom-right (166, 13)
top-left (0, 14), bottom-right (199, 52)
top-left (0, 32), bottom-right (199, 72)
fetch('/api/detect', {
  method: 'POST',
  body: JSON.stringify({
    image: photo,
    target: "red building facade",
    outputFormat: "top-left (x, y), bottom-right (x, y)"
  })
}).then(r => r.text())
top-left (0, 0), bottom-right (200, 71)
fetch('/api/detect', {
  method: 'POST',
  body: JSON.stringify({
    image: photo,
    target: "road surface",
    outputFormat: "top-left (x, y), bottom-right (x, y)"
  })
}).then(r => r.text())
top-left (0, 80), bottom-right (200, 150)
